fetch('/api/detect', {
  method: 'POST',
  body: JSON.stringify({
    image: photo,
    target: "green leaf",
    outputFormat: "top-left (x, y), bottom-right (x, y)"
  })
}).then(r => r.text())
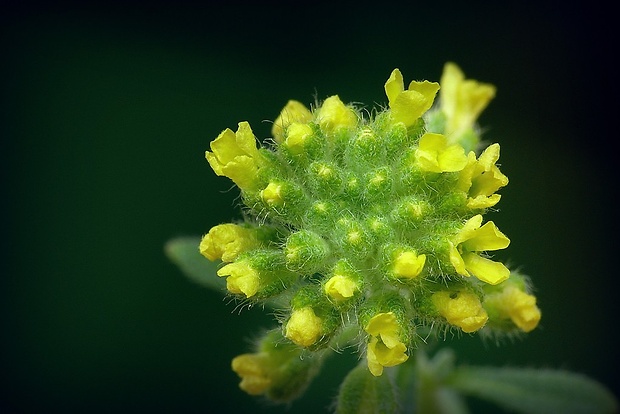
top-left (164, 236), bottom-right (226, 292)
top-left (448, 366), bottom-right (618, 414)
top-left (335, 362), bottom-right (399, 414)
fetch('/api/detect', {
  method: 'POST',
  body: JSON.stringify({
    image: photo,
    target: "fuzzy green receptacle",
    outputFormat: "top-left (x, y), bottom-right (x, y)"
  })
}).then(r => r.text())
top-left (200, 63), bottom-right (541, 401)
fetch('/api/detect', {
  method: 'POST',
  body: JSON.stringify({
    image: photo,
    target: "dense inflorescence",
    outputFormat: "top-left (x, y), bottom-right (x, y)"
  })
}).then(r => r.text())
top-left (200, 63), bottom-right (541, 399)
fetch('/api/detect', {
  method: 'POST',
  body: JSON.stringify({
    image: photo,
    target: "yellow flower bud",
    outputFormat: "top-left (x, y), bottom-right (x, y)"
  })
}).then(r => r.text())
top-left (415, 132), bottom-right (468, 173)
top-left (440, 62), bottom-right (496, 143)
top-left (285, 123), bottom-right (314, 154)
top-left (231, 353), bottom-right (271, 395)
top-left (199, 223), bottom-right (259, 262)
top-left (205, 121), bottom-right (263, 191)
top-left (260, 182), bottom-right (284, 206)
top-left (271, 100), bottom-right (313, 143)
top-left (324, 275), bottom-right (357, 302)
top-left (392, 250), bottom-right (426, 279)
top-left (316, 95), bottom-right (358, 133)
top-left (485, 286), bottom-right (541, 332)
top-left (384, 68), bottom-right (439, 127)
top-left (285, 307), bottom-right (323, 347)
top-left (432, 290), bottom-right (488, 333)
top-left (217, 260), bottom-right (260, 298)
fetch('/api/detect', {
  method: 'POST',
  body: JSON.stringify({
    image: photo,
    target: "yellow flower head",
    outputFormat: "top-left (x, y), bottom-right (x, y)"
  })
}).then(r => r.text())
top-left (231, 353), bottom-right (272, 395)
top-left (206, 121), bottom-right (263, 191)
top-left (217, 260), bottom-right (261, 297)
top-left (485, 285), bottom-right (541, 332)
top-left (384, 68), bottom-right (440, 127)
top-left (449, 215), bottom-right (510, 285)
top-left (316, 95), bottom-right (358, 134)
top-left (199, 223), bottom-right (259, 262)
top-left (392, 250), bottom-right (426, 279)
top-left (271, 100), bottom-right (313, 143)
top-left (440, 62), bottom-right (496, 143)
top-left (285, 307), bottom-right (323, 347)
top-left (415, 132), bottom-right (468, 173)
top-left (459, 143), bottom-right (509, 209)
top-left (364, 312), bottom-right (409, 376)
top-left (432, 290), bottom-right (488, 333)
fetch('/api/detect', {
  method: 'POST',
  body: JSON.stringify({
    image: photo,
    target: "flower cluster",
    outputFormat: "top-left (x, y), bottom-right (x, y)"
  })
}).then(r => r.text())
top-left (201, 63), bottom-right (541, 401)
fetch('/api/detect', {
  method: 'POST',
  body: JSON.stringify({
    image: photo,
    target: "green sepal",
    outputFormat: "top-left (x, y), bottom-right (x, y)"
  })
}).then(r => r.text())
top-left (447, 365), bottom-right (618, 414)
top-left (334, 361), bottom-right (399, 414)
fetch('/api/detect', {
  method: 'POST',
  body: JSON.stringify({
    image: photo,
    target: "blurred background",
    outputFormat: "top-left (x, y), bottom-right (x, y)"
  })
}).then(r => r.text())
top-left (3, 1), bottom-right (616, 412)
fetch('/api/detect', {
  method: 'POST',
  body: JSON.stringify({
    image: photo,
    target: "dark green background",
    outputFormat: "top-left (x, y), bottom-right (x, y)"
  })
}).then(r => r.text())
top-left (3, 2), bottom-right (617, 412)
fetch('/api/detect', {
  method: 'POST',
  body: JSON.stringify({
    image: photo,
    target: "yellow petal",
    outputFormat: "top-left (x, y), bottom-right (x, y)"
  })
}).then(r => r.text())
top-left (364, 312), bottom-right (400, 349)
top-left (366, 336), bottom-right (385, 376)
top-left (449, 243), bottom-right (469, 276)
top-left (384, 68), bottom-right (404, 104)
top-left (391, 83), bottom-right (439, 126)
top-left (453, 214), bottom-right (483, 245)
top-left (372, 338), bottom-right (408, 367)
top-left (467, 194), bottom-right (501, 209)
top-left (463, 221), bottom-right (510, 252)
top-left (416, 133), bottom-right (467, 173)
top-left (440, 62), bottom-right (496, 138)
top-left (462, 252), bottom-right (510, 285)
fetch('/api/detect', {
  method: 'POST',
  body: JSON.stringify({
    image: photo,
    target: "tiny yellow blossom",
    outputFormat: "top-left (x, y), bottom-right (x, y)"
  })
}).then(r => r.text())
top-left (217, 260), bottom-right (261, 297)
top-left (206, 121), bottom-right (263, 191)
top-left (199, 223), bottom-right (259, 262)
top-left (285, 307), bottom-right (323, 347)
top-left (432, 291), bottom-right (489, 333)
top-left (392, 250), bottom-right (426, 279)
top-left (284, 123), bottom-right (314, 154)
top-left (272, 100), bottom-right (313, 143)
top-left (367, 336), bottom-right (409, 377)
top-left (261, 182), bottom-right (284, 206)
top-left (231, 353), bottom-right (272, 395)
top-left (459, 143), bottom-right (509, 209)
top-left (384, 68), bottom-right (440, 127)
top-left (316, 95), bottom-right (358, 133)
top-left (415, 132), bottom-right (468, 173)
top-left (364, 312), bottom-right (409, 376)
top-left (485, 286), bottom-right (541, 332)
top-left (324, 275), bottom-right (357, 301)
top-left (440, 62), bottom-right (496, 143)
top-left (449, 214), bottom-right (510, 285)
